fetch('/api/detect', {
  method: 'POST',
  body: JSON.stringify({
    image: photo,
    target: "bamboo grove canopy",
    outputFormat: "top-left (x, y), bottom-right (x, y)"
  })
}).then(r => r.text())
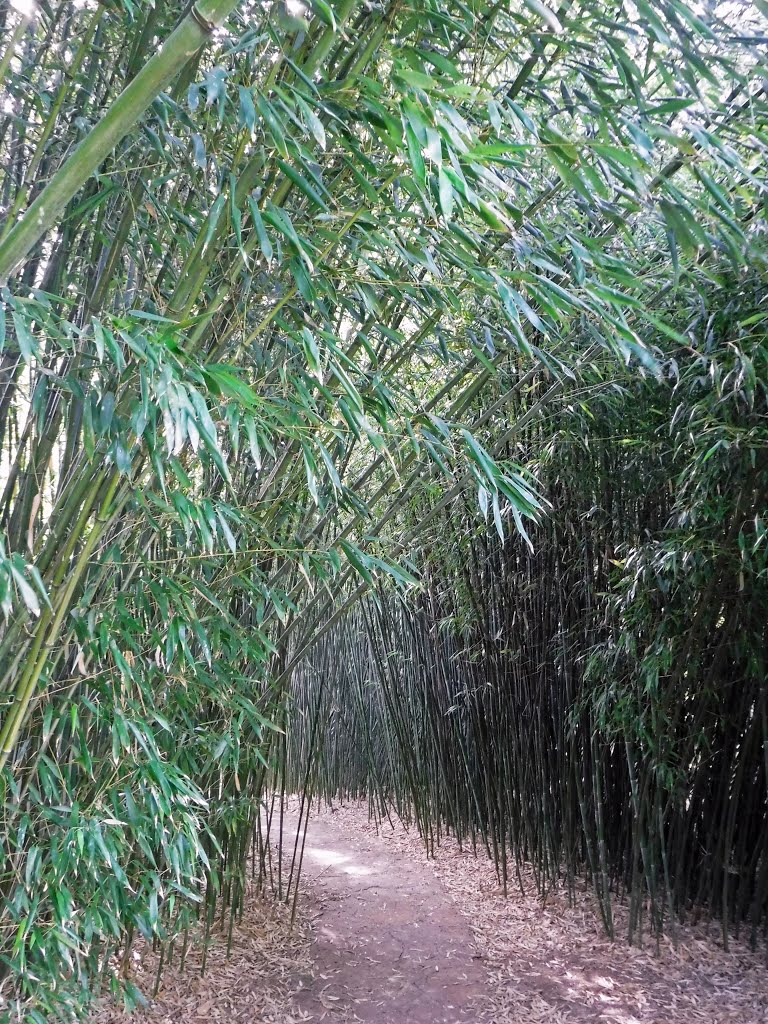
top-left (0, 0), bottom-right (766, 1018)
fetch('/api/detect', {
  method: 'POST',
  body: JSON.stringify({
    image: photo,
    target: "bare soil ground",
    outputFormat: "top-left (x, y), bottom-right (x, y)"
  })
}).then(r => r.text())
top-left (284, 803), bottom-right (487, 1023)
top-left (92, 800), bottom-right (768, 1024)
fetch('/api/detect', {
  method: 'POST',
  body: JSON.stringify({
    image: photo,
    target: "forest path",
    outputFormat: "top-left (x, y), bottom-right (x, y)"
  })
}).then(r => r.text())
top-left (280, 804), bottom-right (768, 1024)
top-left (89, 802), bottom-right (768, 1024)
top-left (282, 805), bottom-right (488, 1023)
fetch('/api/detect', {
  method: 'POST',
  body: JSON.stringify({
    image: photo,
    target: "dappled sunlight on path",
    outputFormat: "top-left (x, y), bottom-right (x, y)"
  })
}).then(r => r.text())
top-left (283, 806), bottom-right (488, 1023)
top-left (304, 845), bottom-right (375, 876)
top-left (287, 804), bottom-right (768, 1024)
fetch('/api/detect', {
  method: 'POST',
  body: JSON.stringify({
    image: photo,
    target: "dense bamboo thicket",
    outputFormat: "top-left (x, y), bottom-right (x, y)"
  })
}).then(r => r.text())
top-left (0, 0), bottom-right (766, 1019)
top-left (291, 275), bottom-right (768, 947)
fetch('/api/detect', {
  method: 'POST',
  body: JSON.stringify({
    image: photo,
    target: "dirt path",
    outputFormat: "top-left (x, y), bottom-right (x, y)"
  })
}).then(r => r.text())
top-left (90, 802), bottom-right (768, 1024)
top-left (283, 806), bottom-right (488, 1023)
top-left (285, 803), bottom-right (768, 1024)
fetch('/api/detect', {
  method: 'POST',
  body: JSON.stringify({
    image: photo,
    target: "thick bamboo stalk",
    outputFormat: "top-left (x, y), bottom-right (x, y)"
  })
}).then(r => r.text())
top-left (0, 0), bottom-right (241, 283)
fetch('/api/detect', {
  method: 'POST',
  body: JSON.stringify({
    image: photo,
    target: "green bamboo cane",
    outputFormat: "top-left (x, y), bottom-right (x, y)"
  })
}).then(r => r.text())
top-left (0, 8), bottom-right (104, 242)
top-left (0, 0), bottom-right (241, 284)
top-left (0, 471), bottom-right (121, 772)
top-left (169, 0), bottom-right (364, 316)
top-left (0, 14), bottom-right (30, 98)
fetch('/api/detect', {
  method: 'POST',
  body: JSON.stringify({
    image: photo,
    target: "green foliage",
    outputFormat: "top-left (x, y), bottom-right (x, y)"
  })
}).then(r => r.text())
top-left (0, 0), bottom-right (765, 1016)
top-left (293, 272), bottom-right (768, 948)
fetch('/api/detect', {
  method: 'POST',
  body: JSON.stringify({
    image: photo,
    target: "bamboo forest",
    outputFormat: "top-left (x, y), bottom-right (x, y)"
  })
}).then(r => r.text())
top-left (0, 0), bottom-right (767, 1021)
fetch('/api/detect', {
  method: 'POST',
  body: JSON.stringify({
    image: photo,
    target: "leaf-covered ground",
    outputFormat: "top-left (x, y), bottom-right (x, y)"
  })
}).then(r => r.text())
top-left (90, 886), bottom-right (313, 1024)
top-left (93, 801), bottom-right (768, 1023)
top-left (334, 804), bottom-right (768, 1024)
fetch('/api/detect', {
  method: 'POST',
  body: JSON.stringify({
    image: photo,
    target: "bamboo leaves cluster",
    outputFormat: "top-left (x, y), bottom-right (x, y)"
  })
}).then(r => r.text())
top-left (0, 0), bottom-right (765, 1017)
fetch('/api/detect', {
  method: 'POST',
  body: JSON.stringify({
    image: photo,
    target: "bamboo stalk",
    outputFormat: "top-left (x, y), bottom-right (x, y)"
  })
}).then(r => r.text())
top-left (0, 0), bottom-right (241, 283)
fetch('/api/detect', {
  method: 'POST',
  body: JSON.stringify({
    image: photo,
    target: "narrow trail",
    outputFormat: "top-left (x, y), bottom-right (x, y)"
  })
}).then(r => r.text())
top-left (283, 807), bottom-right (488, 1023)
top-left (90, 803), bottom-right (768, 1024)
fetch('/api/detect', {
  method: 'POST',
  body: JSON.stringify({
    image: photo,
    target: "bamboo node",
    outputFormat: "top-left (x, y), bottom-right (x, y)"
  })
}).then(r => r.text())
top-left (190, 4), bottom-right (216, 34)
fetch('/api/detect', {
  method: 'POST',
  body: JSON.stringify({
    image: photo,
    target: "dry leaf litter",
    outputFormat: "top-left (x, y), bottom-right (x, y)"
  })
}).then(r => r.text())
top-left (322, 802), bottom-right (768, 1024)
top-left (90, 876), bottom-right (313, 1024)
top-left (91, 799), bottom-right (768, 1024)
